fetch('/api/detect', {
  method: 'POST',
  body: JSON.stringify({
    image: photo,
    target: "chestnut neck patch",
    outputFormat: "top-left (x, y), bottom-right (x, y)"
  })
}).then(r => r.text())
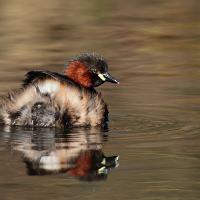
top-left (65, 61), bottom-right (93, 88)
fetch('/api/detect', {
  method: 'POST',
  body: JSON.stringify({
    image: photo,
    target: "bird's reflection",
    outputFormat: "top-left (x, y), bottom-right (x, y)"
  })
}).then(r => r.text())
top-left (0, 126), bottom-right (119, 181)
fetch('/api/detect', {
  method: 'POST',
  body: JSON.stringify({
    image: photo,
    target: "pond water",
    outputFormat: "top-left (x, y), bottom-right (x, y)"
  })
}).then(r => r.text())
top-left (0, 0), bottom-right (200, 199)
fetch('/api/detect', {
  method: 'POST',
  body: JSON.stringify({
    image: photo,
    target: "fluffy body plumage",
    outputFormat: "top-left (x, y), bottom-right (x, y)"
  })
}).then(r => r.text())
top-left (0, 71), bottom-right (108, 128)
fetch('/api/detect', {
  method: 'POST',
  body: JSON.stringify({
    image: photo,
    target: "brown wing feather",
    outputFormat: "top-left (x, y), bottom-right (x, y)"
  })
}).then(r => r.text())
top-left (23, 70), bottom-right (65, 87)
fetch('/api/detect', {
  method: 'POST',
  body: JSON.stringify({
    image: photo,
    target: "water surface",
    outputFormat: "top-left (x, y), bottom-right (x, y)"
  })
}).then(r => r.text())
top-left (0, 0), bottom-right (200, 199)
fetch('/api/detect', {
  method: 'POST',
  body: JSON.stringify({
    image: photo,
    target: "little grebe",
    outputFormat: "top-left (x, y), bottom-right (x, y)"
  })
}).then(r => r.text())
top-left (0, 53), bottom-right (119, 128)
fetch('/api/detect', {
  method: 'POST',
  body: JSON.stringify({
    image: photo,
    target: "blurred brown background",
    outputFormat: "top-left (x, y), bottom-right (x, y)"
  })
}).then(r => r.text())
top-left (0, 0), bottom-right (199, 92)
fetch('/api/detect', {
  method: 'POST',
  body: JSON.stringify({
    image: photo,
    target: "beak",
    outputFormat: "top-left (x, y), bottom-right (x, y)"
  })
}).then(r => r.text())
top-left (99, 72), bottom-right (119, 84)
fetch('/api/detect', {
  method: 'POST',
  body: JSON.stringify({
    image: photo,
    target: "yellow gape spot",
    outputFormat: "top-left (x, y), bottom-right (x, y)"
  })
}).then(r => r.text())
top-left (98, 74), bottom-right (106, 81)
top-left (98, 166), bottom-right (106, 174)
top-left (101, 158), bottom-right (106, 165)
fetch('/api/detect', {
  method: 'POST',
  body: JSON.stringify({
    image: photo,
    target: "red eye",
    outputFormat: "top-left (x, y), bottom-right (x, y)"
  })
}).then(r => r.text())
top-left (91, 68), bottom-right (97, 73)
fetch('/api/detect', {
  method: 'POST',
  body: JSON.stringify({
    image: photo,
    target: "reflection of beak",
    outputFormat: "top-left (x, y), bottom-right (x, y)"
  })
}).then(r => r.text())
top-left (98, 72), bottom-right (119, 84)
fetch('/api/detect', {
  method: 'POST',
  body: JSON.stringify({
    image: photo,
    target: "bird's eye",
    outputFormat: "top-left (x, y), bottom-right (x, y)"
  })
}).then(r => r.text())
top-left (91, 68), bottom-right (97, 73)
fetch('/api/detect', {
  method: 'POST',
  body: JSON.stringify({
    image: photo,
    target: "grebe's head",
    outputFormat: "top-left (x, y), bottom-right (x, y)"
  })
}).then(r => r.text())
top-left (64, 53), bottom-right (119, 88)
